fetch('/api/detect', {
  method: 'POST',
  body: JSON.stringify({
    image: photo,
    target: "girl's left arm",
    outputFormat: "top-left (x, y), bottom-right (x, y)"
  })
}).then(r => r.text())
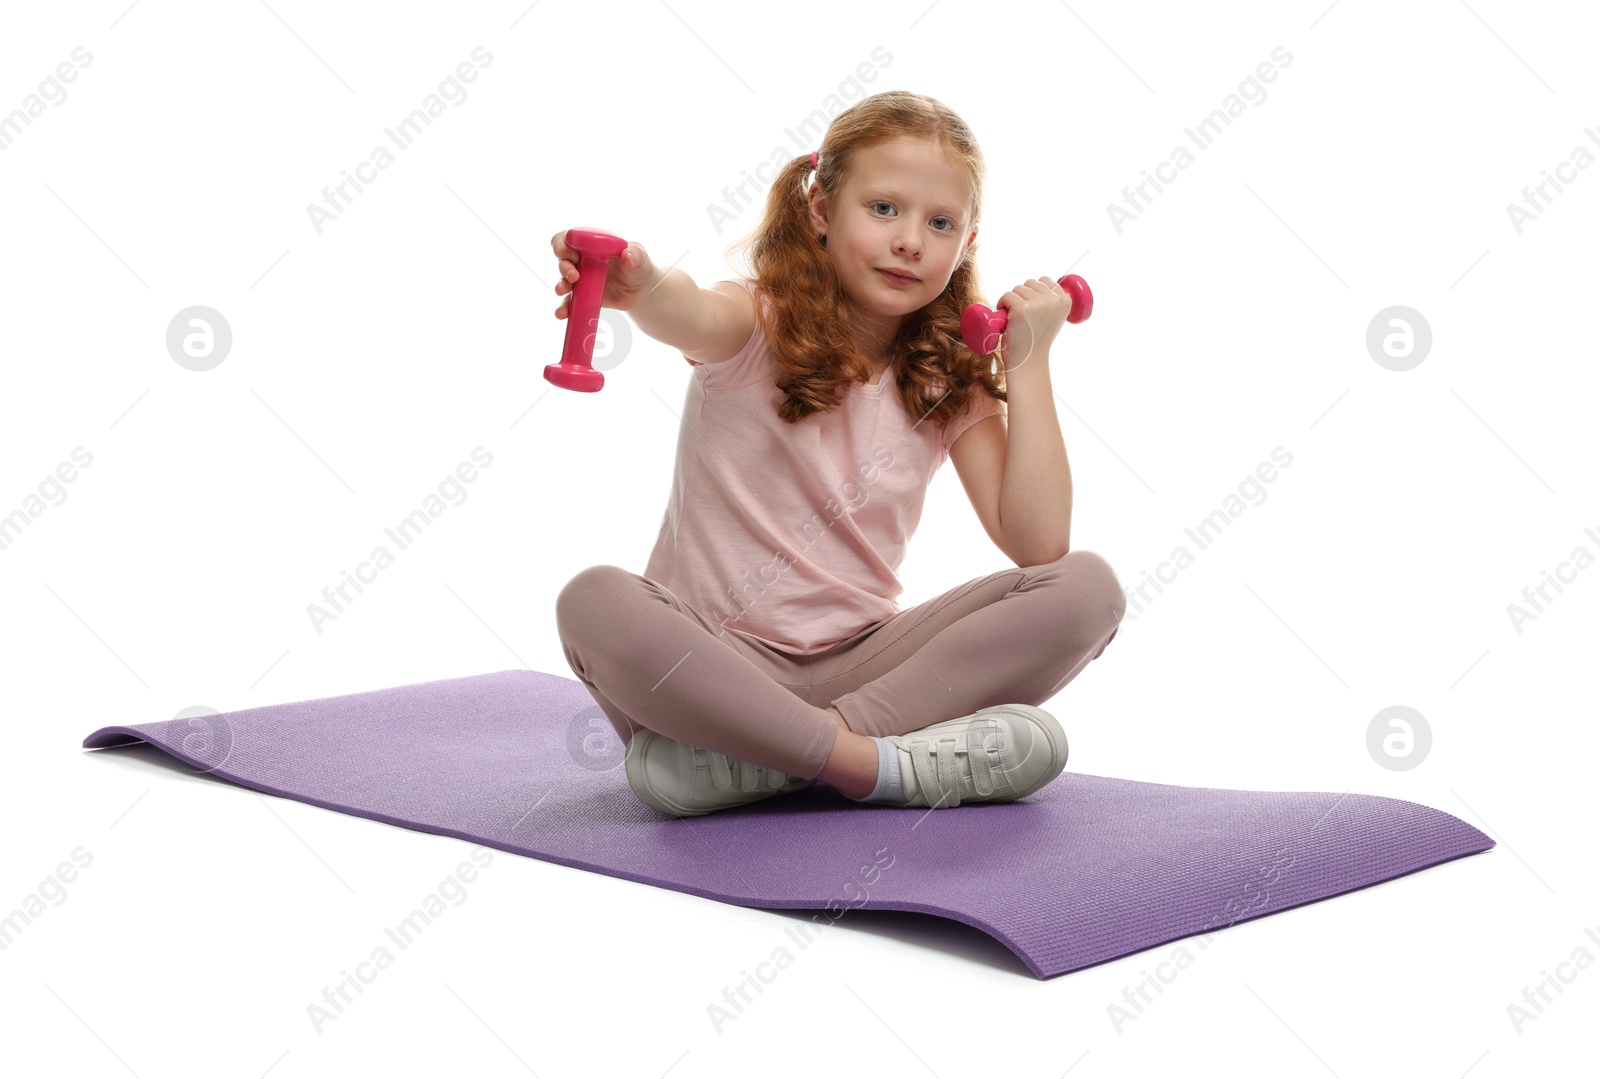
top-left (997, 356), bottom-right (1073, 565)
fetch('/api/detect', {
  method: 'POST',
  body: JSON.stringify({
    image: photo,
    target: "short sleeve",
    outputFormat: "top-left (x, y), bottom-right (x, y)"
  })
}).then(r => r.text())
top-left (694, 279), bottom-right (774, 391)
top-left (680, 278), bottom-right (744, 366)
top-left (940, 388), bottom-right (1006, 459)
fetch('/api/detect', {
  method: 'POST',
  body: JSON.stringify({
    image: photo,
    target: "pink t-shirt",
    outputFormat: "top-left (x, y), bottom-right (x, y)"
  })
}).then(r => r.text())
top-left (643, 278), bottom-right (1006, 655)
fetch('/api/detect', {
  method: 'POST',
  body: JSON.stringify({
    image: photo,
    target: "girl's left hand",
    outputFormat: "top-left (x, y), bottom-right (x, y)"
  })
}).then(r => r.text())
top-left (996, 277), bottom-right (1073, 373)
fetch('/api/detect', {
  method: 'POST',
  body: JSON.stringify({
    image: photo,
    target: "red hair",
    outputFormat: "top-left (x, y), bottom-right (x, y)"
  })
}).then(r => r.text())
top-left (723, 91), bottom-right (1006, 430)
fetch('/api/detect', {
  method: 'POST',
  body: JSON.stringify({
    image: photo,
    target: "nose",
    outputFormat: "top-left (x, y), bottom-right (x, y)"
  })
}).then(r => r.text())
top-left (892, 230), bottom-right (922, 261)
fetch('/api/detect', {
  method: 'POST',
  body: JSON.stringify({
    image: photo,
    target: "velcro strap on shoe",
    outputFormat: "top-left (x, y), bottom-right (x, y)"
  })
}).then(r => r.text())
top-left (702, 747), bottom-right (733, 790)
top-left (738, 757), bottom-right (764, 792)
top-left (935, 737), bottom-right (961, 807)
top-left (694, 739), bottom-right (800, 790)
top-left (968, 721), bottom-right (1001, 797)
top-left (907, 735), bottom-right (964, 808)
top-left (700, 746), bottom-right (787, 792)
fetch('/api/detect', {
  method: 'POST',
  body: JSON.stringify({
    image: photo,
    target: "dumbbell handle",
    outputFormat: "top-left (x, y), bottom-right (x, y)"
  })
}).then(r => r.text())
top-left (545, 227), bottom-right (628, 392)
top-left (961, 274), bottom-right (1093, 356)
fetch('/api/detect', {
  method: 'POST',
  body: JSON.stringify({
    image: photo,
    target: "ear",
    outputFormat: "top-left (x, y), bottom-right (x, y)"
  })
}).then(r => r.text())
top-left (807, 183), bottom-right (829, 236)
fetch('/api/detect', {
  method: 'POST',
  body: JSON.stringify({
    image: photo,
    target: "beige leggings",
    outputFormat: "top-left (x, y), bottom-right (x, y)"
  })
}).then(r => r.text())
top-left (555, 550), bottom-right (1126, 780)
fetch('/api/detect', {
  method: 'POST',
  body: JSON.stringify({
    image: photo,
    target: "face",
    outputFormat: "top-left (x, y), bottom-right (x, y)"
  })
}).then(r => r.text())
top-left (808, 136), bottom-right (978, 356)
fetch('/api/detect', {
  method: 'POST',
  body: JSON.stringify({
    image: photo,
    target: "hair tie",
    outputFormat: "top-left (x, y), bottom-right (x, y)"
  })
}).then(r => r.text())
top-left (811, 150), bottom-right (819, 171)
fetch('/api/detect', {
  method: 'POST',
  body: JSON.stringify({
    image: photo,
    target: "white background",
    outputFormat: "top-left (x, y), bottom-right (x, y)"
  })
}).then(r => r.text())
top-left (2, 0), bottom-right (1596, 1075)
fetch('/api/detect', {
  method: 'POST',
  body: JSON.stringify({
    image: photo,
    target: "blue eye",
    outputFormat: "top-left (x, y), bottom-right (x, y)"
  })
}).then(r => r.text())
top-left (873, 202), bottom-right (955, 230)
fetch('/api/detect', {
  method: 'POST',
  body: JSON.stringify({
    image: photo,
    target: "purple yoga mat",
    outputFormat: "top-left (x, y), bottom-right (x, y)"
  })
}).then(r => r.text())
top-left (81, 669), bottom-right (1493, 978)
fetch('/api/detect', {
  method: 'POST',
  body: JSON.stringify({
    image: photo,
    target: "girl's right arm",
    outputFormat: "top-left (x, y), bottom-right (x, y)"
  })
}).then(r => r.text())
top-left (550, 231), bottom-right (754, 365)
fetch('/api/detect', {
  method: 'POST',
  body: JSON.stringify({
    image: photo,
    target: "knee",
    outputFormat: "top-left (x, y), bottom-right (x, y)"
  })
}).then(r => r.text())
top-left (1055, 549), bottom-right (1127, 634)
top-left (555, 564), bottom-right (634, 639)
top-left (1065, 547), bottom-right (1123, 598)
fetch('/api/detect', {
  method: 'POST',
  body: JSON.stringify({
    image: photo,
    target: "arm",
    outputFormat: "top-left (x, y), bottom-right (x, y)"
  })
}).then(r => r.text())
top-left (625, 267), bottom-right (712, 351)
top-left (627, 268), bottom-right (754, 364)
top-left (997, 354), bottom-right (1073, 564)
top-left (552, 232), bottom-right (752, 365)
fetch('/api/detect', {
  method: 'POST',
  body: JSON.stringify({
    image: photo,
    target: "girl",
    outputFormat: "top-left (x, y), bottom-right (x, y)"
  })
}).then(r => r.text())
top-left (553, 91), bottom-right (1125, 817)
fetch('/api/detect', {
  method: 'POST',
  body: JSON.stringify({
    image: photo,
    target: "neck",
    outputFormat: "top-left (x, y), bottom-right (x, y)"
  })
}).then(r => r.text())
top-left (852, 317), bottom-right (901, 377)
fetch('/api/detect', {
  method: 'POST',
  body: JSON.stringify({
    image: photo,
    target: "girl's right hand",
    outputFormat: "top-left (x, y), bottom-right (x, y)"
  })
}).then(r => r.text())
top-left (550, 231), bottom-right (659, 318)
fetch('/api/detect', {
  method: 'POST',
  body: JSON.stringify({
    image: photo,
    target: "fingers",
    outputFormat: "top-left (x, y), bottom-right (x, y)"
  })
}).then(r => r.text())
top-left (554, 256), bottom-right (579, 298)
top-left (551, 230), bottom-right (570, 316)
top-left (552, 231), bottom-right (578, 316)
top-left (551, 235), bottom-right (643, 313)
top-left (551, 232), bottom-right (576, 298)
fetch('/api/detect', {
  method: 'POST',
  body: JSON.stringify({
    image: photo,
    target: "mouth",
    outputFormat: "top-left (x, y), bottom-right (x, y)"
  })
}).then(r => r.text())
top-left (876, 268), bottom-right (919, 284)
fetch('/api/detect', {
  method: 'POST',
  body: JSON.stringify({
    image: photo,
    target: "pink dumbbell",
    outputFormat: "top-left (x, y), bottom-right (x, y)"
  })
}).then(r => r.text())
top-left (961, 274), bottom-right (1094, 356)
top-left (545, 227), bottom-right (629, 392)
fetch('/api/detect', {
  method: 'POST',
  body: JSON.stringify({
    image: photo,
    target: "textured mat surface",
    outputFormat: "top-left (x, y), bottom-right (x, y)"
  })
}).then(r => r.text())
top-left (81, 669), bottom-right (1493, 978)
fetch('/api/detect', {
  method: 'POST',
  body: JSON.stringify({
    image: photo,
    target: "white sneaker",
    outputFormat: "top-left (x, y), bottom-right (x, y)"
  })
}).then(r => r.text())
top-left (624, 730), bottom-right (815, 817)
top-left (885, 704), bottom-right (1068, 809)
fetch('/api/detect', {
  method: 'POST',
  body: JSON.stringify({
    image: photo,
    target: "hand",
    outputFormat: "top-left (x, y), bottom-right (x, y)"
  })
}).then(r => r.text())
top-left (551, 231), bottom-right (660, 318)
top-left (995, 276), bottom-right (1073, 373)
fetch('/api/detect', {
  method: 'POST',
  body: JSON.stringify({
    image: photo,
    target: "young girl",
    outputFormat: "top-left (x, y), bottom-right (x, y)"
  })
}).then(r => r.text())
top-left (553, 91), bottom-right (1125, 817)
